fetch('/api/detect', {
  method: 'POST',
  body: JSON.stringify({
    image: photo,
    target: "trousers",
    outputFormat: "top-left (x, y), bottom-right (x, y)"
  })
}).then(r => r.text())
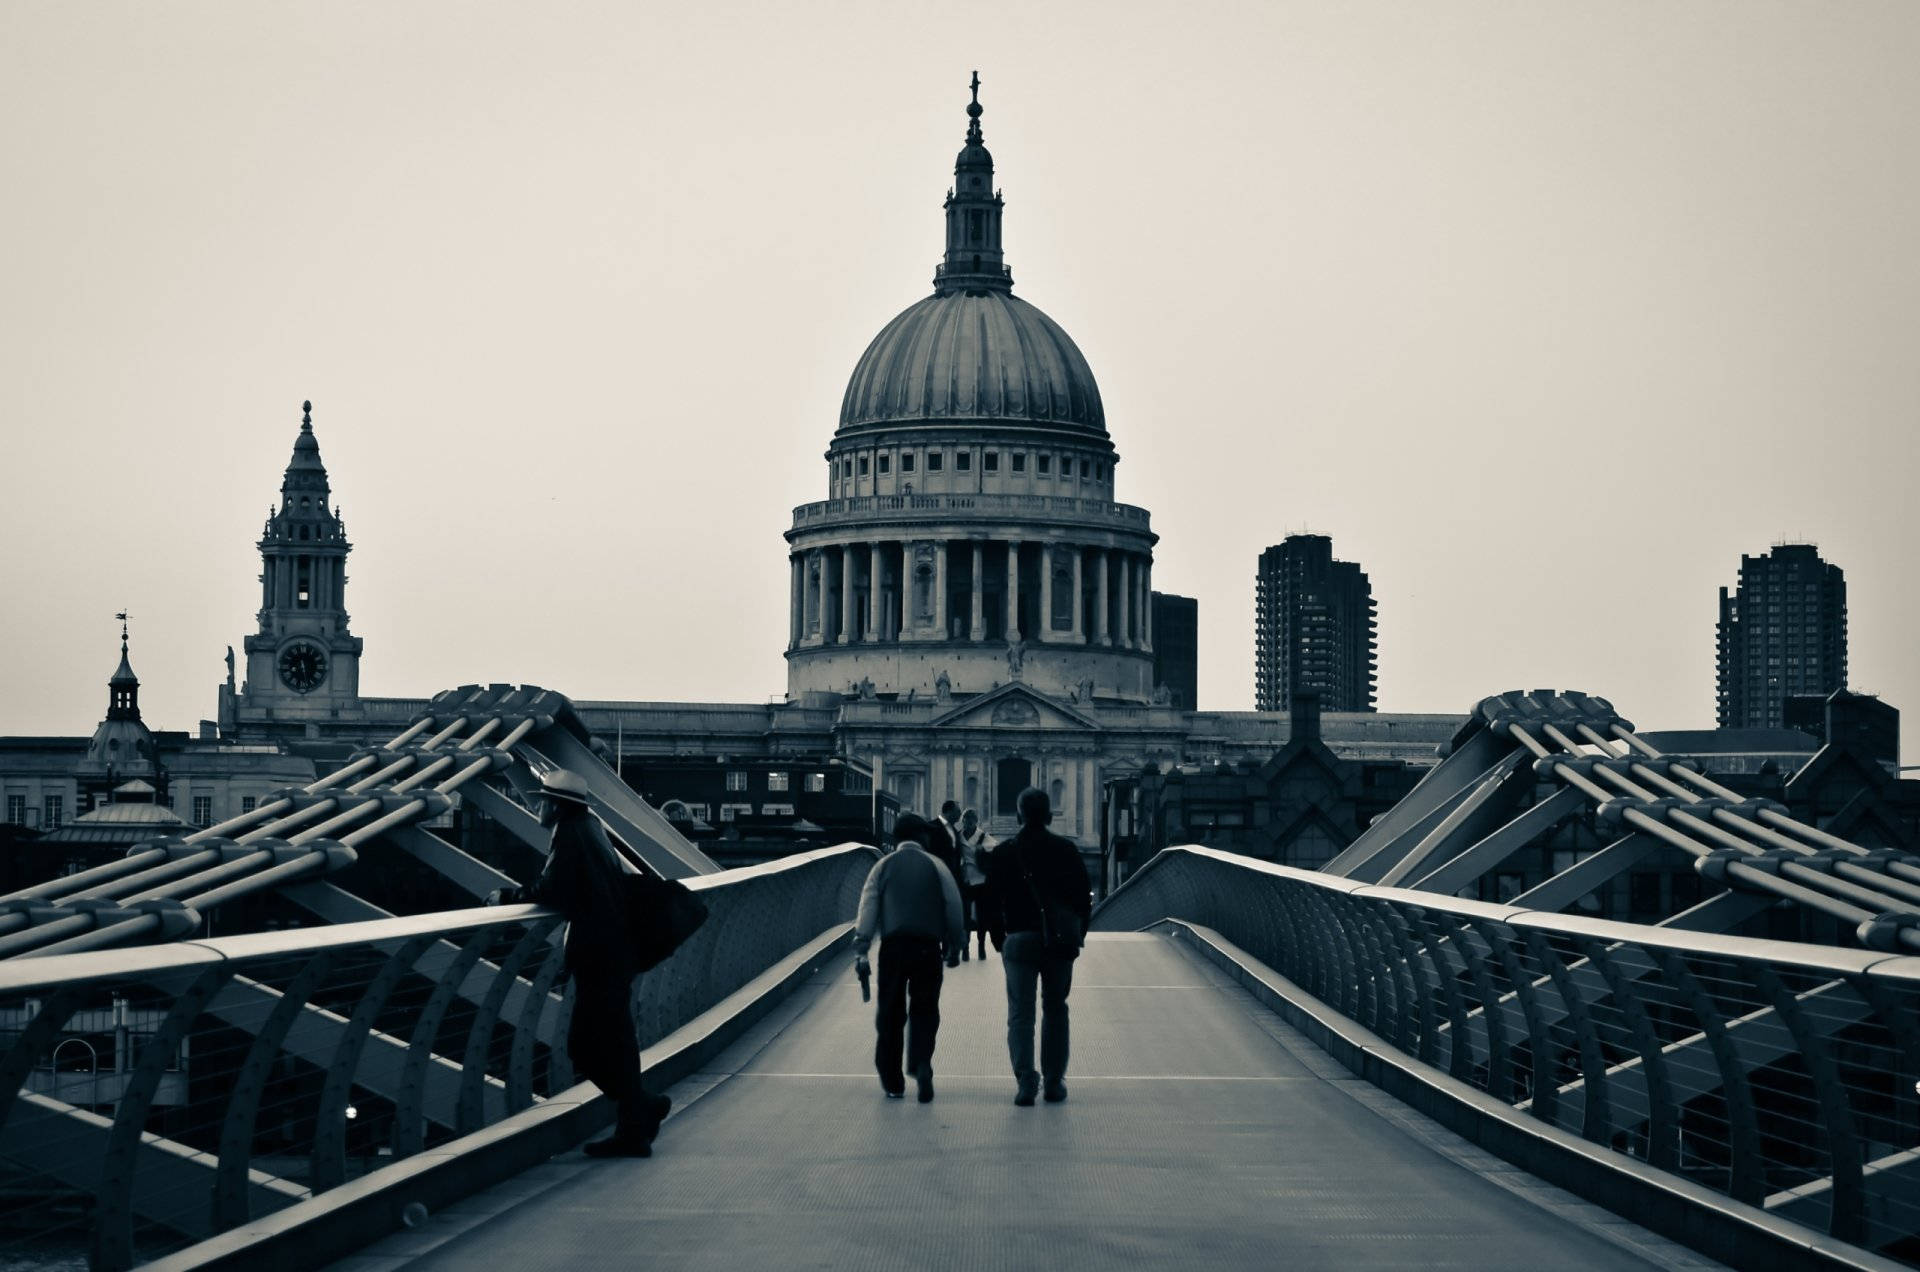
top-left (875, 933), bottom-right (945, 1087)
top-left (569, 972), bottom-right (657, 1134)
top-left (1001, 931), bottom-right (1075, 1085)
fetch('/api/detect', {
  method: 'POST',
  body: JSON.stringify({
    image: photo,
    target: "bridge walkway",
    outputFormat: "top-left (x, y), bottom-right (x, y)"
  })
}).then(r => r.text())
top-left (335, 934), bottom-right (1721, 1272)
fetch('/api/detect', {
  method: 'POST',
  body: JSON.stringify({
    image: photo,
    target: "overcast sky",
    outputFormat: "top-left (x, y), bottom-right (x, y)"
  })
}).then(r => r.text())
top-left (3, 2), bottom-right (1916, 763)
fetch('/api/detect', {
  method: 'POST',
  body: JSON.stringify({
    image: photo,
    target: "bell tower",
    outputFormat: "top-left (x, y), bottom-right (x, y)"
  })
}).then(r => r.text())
top-left (935, 72), bottom-right (1011, 297)
top-left (232, 401), bottom-right (364, 725)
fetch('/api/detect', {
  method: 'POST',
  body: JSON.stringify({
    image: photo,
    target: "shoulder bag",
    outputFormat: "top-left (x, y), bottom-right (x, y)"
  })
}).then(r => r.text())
top-left (1017, 841), bottom-right (1084, 955)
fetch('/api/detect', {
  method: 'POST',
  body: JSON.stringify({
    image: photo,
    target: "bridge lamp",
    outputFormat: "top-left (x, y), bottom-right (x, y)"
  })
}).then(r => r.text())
top-left (345, 1105), bottom-right (358, 1120)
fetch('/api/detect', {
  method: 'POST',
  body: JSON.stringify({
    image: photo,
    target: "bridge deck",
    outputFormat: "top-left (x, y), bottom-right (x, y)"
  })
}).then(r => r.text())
top-left (348, 934), bottom-right (1710, 1271)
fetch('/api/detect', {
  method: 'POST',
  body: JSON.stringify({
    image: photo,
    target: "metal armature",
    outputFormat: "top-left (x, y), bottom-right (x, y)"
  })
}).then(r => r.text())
top-left (0, 843), bottom-right (874, 1272)
top-left (1324, 690), bottom-right (1920, 954)
top-left (1095, 847), bottom-right (1920, 1261)
top-left (0, 683), bottom-right (720, 961)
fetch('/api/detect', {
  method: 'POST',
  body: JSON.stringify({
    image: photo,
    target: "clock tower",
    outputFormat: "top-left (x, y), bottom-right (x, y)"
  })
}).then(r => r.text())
top-left (227, 401), bottom-right (366, 731)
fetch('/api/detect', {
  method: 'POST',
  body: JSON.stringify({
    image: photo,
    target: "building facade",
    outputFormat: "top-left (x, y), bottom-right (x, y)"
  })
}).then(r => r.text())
top-left (1254, 535), bottom-right (1377, 712)
top-left (1716, 543), bottom-right (1847, 730)
top-left (1150, 592), bottom-right (1198, 711)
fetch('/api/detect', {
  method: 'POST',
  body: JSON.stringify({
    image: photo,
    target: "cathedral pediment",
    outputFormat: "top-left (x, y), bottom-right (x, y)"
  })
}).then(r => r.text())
top-left (930, 683), bottom-right (1100, 732)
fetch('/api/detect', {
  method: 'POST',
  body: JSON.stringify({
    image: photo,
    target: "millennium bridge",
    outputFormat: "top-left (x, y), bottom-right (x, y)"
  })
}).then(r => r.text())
top-left (0, 687), bottom-right (1915, 1270)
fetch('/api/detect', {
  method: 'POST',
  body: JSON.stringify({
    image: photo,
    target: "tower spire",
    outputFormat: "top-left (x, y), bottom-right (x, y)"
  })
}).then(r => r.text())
top-left (108, 610), bottom-right (140, 719)
top-left (936, 72), bottom-right (1011, 296)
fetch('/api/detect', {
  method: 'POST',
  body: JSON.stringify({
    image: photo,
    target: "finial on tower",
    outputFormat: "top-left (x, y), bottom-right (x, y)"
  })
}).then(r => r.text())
top-left (302, 400), bottom-right (312, 431)
top-left (116, 610), bottom-right (129, 651)
top-left (966, 71), bottom-right (983, 143)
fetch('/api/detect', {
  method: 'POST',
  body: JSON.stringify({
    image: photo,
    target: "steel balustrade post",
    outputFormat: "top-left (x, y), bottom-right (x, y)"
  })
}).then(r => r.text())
top-left (456, 920), bottom-right (555, 1135)
top-left (0, 987), bottom-right (84, 1137)
top-left (1526, 931), bottom-right (1610, 1144)
top-left (392, 927), bottom-right (496, 1158)
top-left (1477, 920), bottom-right (1554, 1118)
top-left (1753, 965), bottom-right (1865, 1242)
top-left (1578, 937), bottom-right (1678, 1171)
top-left (1351, 899), bottom-right (1403, 1047)
top-left (212, 953), bottom-right (335, 1231)
top-left (1271, 884), bottom-right (1308, 985)
top-left (311, 935), bottom-right (437, 1192)
top-left (1448, 914), bottom-right (1512, 1099)
top-left (1337, 895), bottom-right (1390, 1034)
top-left (549, 985), bottom-right (577, 1091)
top-left (1413, 910), bottom-right (1476, 1080)
top-left (1655, 949), bottom-right (1766, 1206)
top-left (93, 965), bottom-right (236, 1272)
top-left (1385, 905), bottom-right (1442, 1070)
top-left (1303, 891), bottom-right (1351, 1017)
top-left (509, 942), bottom-right (570, 1110)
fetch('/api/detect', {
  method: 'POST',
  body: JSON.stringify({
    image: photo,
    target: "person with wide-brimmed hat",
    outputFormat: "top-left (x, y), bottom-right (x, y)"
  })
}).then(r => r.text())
top-left (491, 769), bottom-right (670, 1157)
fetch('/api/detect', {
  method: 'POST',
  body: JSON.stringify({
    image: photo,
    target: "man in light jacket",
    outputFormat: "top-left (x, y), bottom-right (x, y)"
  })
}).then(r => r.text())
top-left (854, 813), bottom-right (965, 1102)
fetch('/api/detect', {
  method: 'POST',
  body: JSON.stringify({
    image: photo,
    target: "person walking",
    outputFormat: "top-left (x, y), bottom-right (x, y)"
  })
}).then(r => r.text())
top-left (986, 787), bottom-right (1092, 1107)
top-left (853, 813), bottom-right (965, 1102)
top-left (490, 769), bottom-right (670, 1158)
top-left (956, 807), bottom-right (994, 960)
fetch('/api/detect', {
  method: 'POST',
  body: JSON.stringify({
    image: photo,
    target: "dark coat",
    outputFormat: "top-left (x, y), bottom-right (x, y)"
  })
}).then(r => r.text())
top-left (985, 822), bottom-right (1092, 942)
top-left (506, 808), bottom-right (638, 982)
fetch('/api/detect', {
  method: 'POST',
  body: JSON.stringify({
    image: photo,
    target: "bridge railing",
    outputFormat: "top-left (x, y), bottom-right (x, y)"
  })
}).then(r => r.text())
top-left (0, 843), bottom-right (874, 1271)
top-left (1095, 846), bottom-right (1920, 1265)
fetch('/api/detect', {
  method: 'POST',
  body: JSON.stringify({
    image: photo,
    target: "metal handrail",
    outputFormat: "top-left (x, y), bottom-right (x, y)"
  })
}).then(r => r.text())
top-left (1095, 845), bottom-right (1920, 1264)
top-left (0, 843), bottom-right (877, 1271)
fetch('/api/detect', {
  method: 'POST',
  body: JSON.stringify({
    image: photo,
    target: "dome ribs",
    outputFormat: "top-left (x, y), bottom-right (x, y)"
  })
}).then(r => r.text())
top-left (834, 291), bottom-right (1105, 433)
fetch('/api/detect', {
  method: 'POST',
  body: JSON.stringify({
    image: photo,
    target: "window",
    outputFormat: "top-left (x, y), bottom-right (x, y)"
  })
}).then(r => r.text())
top-left (241, 796), bottom-right (257, 814)
top-left (766, 771), bottom-right (790, 792)
top-left (844, 459), bottom-right (853, 476)
top-left (192, 796), bottom-right (213, 827)
top-left (1080, 460), bottom-right (1091, 478)
top-left (1037, 455), bottom-right (1051, 475)
top-left (983, 452), bottom-right (999, 473)
top-left (927, 452), bottom-right (943, 472)
top-left (5, 796), bottom-right (23, 826)
top-left (718, 802), bottom-right (753, 823)
top-left (1060, 455), bottom-right (1072, 476)
top-left (1097, 463), bottom-right (1106, 480)
top-left (956, 452), bottom-right (971, 471)
top-left (878, 455), bottom-right (891, 475)
top-left (1011, 453), bottom-right (1026, 473)
top-left (858, 456), bottom-right (869, 475)
top-left (805, 772), bottom-right (827, 792)
top-left (43, 796), bottom-right (62, 831)
top-left (900, 453), bottom-right (915, 474)
top-left (725, 771), bottom-right (747, 792)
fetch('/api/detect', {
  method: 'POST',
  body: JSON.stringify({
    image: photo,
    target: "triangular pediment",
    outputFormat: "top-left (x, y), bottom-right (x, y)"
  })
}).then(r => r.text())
top-left (930, 683), bottom-right (1101, 731)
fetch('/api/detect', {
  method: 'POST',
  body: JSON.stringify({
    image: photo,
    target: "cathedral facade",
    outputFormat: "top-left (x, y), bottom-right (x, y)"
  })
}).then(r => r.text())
top-left (203, 84), bottom-right (1460, 848)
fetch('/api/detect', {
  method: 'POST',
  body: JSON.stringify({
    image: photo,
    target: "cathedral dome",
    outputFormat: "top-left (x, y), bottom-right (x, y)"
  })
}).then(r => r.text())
top-left (838, 290), bottom-right (1105, 433)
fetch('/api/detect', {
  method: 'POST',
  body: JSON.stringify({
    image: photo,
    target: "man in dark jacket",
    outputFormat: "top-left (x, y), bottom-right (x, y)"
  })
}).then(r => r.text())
top-left (985, 787), bottom-right (1092, 1106)
top-left (492, 769), bottom-right (669, 1157)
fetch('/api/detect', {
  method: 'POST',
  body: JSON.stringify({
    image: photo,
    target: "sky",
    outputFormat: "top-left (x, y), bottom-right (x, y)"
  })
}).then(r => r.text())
top-left (3, 1), bottom-right (1916, 764)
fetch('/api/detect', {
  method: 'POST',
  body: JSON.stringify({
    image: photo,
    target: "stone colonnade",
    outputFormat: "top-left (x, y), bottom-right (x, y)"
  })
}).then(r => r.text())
top-left (263, 552), bottom-right (346, 613)
top-left (790, 539), bottom-right (1153, 652)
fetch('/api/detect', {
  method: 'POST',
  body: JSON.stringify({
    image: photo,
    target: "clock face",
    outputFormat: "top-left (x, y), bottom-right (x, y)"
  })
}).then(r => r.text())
top-left (278, 641), bottom-right (328, 694)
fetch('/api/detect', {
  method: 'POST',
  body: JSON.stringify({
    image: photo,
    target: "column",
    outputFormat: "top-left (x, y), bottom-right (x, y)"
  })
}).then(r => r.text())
top-left (1038, 542), bottom-right (1054, 642)
top-left (1118, 554), bottom-right (1133, 650)
top-left (868, 542), bottom-right (882, 642)
top-left (838, 545), bottom-right (854, 643)
top-left (970, 542), bottom-right (984, 640)
top-left (790, 556), bottom-right (803, 649)
top-left (1141, 558), bottom-right (1154, 652)
top-left (1070, 546), bottom-right (1084, 642)
top-left (1095, 551), bottom-right (1109, 645)
top-left (898, 541), bottom-right (911, 640)
top-left (934, 539), bottom-right (949, 639)
top-left (1005, 539), bottom-right (1021, 641)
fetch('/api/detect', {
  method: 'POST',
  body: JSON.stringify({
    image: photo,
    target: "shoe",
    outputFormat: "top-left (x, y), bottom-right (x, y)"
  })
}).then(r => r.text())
top-left (583, 1133), bottom-right (652, 1158)
top-left (646, 1092), bottom-right (672, 1123)
top-left (1043, 1081), bottom-right (1068, 1104)
top-left (1014, 1078), bottom-right (1038, 1107)
top-left (881, 1075), bottom-right (905, 1099)
top-left (961, 947), bottom-right (970, 962)
top-left (915, 1063), bottom-right (935, 1104)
